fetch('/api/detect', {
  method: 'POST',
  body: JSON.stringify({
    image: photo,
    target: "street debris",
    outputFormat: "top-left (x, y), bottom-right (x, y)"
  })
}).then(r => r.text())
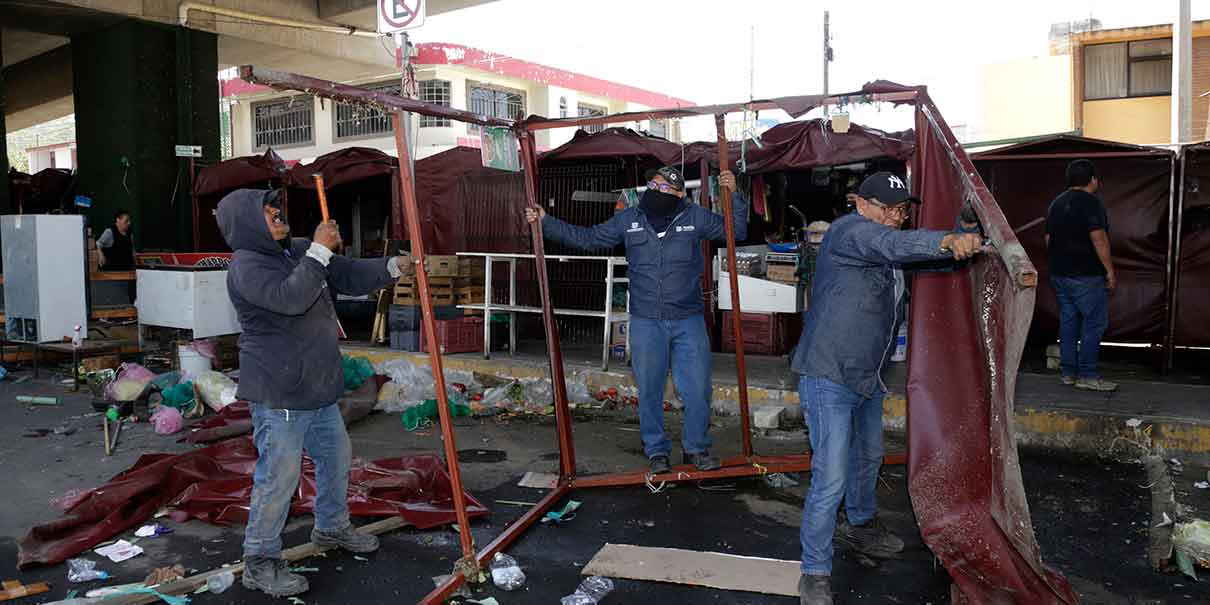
top-left (134, 524), bottom-right (172, 538)
top-left (94, 539), bottom-right (143, 563)
top-left (0, 580), bottom-right (50, 601)
top-left (432, 574), bottom-right (471, 598)
top-left (16, 395), bottom-right (59, 405)
top-left (66, 558), bottom-right (109, 583)
top-left (560, 575), bottom-right (616, 605)
top-left (144, 564), bottom-right (186, 586)
top-left (206, 569), bottom-right (235, 594)
top-left (518, 471), bottom-right (559, 489)
top-left (763, 473), bottom-right (801, 489)
top-left (542, 500), bottom-right (582, 524)
top-left (489, 552), bottom-right (526, 591)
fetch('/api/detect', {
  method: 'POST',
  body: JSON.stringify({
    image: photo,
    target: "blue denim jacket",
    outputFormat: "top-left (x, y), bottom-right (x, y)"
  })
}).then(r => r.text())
top-left (541, 192), bottom-right (748, 320)
top-left (790, 213), bottom-right (963, 397)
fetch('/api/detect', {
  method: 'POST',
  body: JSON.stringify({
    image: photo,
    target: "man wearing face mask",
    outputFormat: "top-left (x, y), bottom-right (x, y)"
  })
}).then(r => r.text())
top-left (216, 189), bottom-right (409, 597)
top-left (792, 172), bottom-right (983, 605)
top-left (525, 167), bottom-right (746, 474)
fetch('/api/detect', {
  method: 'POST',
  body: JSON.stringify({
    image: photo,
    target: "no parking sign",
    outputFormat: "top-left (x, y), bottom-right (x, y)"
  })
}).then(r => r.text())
top-left (377, 0), bottom-right (425, 33)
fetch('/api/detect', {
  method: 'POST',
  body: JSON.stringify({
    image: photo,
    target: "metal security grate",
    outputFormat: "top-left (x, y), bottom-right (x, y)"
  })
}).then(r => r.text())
top-left (467, 83), bottom-right (525, 135)
top-left (253, 96), bottom-right (314, 149)
top-left (419, 80), bottom-right (452, 127)
top-left (334, 82), bottom-right (401, 139)
top-left (577, 103), bottom-right (607, 134)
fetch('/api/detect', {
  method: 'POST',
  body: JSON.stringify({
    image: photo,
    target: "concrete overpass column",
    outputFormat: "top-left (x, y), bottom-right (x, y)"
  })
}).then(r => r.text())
top-left (0, 29), bottom-right (10, 214)
top-left (72, 20), bottom-right (218, 251)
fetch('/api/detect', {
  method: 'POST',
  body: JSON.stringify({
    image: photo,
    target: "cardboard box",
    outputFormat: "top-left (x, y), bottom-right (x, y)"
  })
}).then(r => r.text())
top-left (610, 321), bottom-right (629, 346)
top-left (765, 263), bottom-right (797, 284)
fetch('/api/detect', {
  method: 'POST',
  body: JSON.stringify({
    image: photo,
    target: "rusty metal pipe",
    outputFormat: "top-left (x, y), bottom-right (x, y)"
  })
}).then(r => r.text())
top-left (715, 115), bottom-right (754, 458)
top-left (390, 113), bottom-right (475, 561)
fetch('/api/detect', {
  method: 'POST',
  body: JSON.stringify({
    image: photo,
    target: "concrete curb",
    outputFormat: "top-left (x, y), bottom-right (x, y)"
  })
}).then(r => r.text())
top-left (345, 346), bottom-right (1210, 466)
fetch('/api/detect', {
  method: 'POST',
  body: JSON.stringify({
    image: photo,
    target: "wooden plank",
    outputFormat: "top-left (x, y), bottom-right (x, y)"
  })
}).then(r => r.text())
top-left (90, 271), bottom-right (137, 282)
top-left (101, 516), bottom-right (408, 605)
top-left (0, 581), bottom-right (50, 601)
top-left (581, 544), bottom-right (800, 597)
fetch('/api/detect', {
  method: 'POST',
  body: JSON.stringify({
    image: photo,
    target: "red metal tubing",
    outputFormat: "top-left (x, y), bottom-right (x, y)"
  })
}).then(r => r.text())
top-left (391, 113), bottom-right (475, 560)
top-left (420, 483), bottom-right (573, 605)
top-left (572, 452), bottom-right (908, 489)
top-left (715, 115), bottom-right (754, 458)
top-left (519, 129), bottom-right (578, 478)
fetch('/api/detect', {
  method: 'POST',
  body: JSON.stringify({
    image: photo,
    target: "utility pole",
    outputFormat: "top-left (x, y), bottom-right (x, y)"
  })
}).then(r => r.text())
top-left (1172, 0), bottom-right (1192, 143)
top-left (823, 11), bottom-right (832, 95)
top-left (395, 32), bottom-right (416, 173)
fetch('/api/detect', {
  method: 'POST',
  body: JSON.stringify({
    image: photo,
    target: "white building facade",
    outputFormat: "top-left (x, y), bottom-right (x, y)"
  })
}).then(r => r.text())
top-left (225, 43), bottom-right (690, 163)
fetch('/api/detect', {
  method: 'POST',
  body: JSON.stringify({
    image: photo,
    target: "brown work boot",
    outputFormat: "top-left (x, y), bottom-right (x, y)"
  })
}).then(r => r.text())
top-left (311, 524), bottom-right (379, 553)
top-left (799, 574), bottom-right (833, 605)
top-left (242, 556), bottom-right (308, 597)
top-left (836, 516), bottom-right (905, 558)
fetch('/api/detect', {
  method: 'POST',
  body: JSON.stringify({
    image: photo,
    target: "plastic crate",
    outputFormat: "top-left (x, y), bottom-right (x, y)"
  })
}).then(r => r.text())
top-left (390, 330), bottom-right (421, 352)
top-left (389, 304), bottom-right (462, 330)
top-left (421, 316), bottom-right (485, 354)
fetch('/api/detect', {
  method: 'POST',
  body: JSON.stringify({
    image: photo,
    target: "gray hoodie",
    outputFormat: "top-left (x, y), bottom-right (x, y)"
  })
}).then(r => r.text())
top-left (217, 189), bottom-right (394, 410)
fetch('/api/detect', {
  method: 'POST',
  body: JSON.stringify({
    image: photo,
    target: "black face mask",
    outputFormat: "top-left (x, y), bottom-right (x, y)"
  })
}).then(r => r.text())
top-left (641, 189), bottom-right (681, 217)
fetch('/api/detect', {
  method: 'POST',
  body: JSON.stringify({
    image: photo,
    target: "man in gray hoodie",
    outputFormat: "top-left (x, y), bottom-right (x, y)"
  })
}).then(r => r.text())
top-left (217, 189), bottom-right (405, 597)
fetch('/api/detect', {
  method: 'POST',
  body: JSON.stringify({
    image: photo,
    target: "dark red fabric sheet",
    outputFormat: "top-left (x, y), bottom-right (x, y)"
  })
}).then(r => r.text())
top-left (193, 149), bottom-right (287, 196)
top-left (1175, 146), bottom-right (1210, 347)
top-left (17, 436), bottom-right (488, 568)
top-left (908, 96), bottom-right (1078, 604)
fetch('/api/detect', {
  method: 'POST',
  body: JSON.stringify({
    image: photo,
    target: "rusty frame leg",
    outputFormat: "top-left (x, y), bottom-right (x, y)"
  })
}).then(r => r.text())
top-left (715, 115), bottom-right (754, 459)
top-left (391, 112), bottom-right (476, 563)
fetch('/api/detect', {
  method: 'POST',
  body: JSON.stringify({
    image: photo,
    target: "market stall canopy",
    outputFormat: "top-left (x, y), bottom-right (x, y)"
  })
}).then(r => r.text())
top-left (287, 147), bottom-right (397, 190)
top-left (539, 127), bottom-right (684, 165)
top-left (193, 149), bottom-right (288, 197)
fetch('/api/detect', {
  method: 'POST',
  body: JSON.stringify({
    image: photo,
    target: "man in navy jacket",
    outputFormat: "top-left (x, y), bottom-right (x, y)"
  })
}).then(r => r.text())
top-left (526, 167), bottom-right (746, 473)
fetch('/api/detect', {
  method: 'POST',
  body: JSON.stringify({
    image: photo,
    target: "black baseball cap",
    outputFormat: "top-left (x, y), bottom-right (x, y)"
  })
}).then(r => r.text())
top-left (857, 172), bottom-right (918, 205)
top-left (654, 166), bottom-right (685, 192)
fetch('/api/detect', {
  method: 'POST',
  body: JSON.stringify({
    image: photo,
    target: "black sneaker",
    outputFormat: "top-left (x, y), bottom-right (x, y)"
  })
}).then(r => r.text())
top-left (648, 455), bottom-right (671, 474)
top-left (835, 516), bottom-right (904, 558)
top-left (683, 451), bottom-right (721, 471)
top-left (798, 574), bottom-right (833, 605)
top-left (311, 524), bottom-right (380, 553)
top-left (242, 556), bottom-right (309, 597)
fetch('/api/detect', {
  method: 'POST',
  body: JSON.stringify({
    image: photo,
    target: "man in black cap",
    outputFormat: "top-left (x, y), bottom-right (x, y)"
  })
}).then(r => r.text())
top-left (526, 166), bottom-right (746, 473)
top-left (791, 172), bottom-right (983, 604)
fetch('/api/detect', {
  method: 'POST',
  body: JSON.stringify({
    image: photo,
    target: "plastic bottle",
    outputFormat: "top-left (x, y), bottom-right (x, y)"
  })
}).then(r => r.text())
top-left (560, 576), bottom-right (615, 605)
top-left (66, 558), bottom-right (110, 583)
top-left (489, 552), bottom-right (526, 591)
top-left (206, 570), bottom-right (235, 594)
top-left (72, 325), bottom-right (83, 349)
top-left (891, 321), bottom-right (908, 362)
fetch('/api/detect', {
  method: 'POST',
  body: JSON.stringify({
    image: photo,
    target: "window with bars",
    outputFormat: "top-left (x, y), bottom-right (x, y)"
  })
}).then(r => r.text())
top-left (467, 83), bottom-right (525, 135)
top-left (253, 96), bottom-right (314, 149)
top-left (578, 103), bottom-right (607, 134)
top-left (647, 119), bottom-right (668, 139)
top-left (1084, 39), bottom-right (1172, 100)
top-left (419, 80), bottom-right (452, 127)
top-left (333, 82), bottom-right (400, 140)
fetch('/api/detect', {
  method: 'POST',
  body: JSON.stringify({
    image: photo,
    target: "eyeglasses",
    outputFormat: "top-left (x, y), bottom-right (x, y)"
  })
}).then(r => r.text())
top-left (646, 180), bottom-right (678, 193)
top-left (869, 200), bottom-right (910, 218)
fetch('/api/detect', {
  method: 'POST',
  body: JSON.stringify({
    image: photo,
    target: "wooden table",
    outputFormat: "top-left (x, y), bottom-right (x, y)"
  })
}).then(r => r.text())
top-left (34, 340), bottom-right (124, 391)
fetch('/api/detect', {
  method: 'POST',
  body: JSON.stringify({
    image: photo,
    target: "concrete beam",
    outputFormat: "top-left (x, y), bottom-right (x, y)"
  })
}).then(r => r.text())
top-left (2, 45), bottom-right (73, 131)
top-left (320, 0), bottom-right (498, 29)
top-left (1, 29), bottom-right (68, 67)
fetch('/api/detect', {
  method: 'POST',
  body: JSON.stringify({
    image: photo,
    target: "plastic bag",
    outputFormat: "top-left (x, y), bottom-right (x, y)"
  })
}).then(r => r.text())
top-left (67, 558), bottom-right (110, 583)
top-left (151, 406), bottom-right (184, 435)
top-left (149, 371), bottom-right (181, 391)
top-left (189, 339), bottom-right (218, 362)
top-left (343, 355), bottom-right (375, 391)
top-left (104, 363), bottom-right (155, 402)
top-left (206, 570), bottom-right (235, 594)
top-left (489, 552), bottom-right (526, 591)
top-left (194, 371), bottom-right (236, 412)
top-left (560, 576), bottom-right (615, 605)
top-left (566, 373), bottom-right (593, 403)
top-left (401, 395), bottom-right (471, 431)
top-left (161, 381), bottom-right (203, 418)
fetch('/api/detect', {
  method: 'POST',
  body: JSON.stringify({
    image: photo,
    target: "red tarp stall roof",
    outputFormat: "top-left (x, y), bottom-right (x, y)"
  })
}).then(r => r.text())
top-left (286, 147), bottom-right (398, 189)
top-left (193, 148), bottom-right (288, 197)
top-left (973, 135), bottom-right (1174, 344)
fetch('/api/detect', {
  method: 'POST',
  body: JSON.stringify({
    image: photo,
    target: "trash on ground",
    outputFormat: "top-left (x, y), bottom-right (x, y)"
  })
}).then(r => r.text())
top-left (66, 558), bottom-right (110, 583)
top-left (151, 406), bottom-right (184, 435)
top-left (518, 472), bottom-right (559, 489)
top-left (1174, 519), bottom-right (1210, 569)
top-left (289, 567), bottom-right (320, 573)
top-left (489, 552), bottom-right (526, 591)
top-left (105, 363), bottom-right (156, 402)
top-left (94, 539), bottom-right (143, 563)
top-left (468, 599), bottom-right (501, 605)
top-left (206, 570), bottom-right (235, 594)
top-left (193, 371), bottom-right (237, 412)
top-left (542, 500), bottom-right (582, 524)
top-left (560, 575), bottom-right (616, 605)
top-left (763, 473), bottom-right (801, 488)
top-left (287, 597), bottom-right (306, 605)
top-left (353, 555), bottom-right (369, 562)
top-left (1195, 481), bottom-right (1210, 490)
top-left (17, 395), bottom-right (60, 405)
top-left (1125, 418), bottom-right (1143, 428)
top-left (401, 397), bottom-right (471, 431)
top-left (583, 543), bottom-right (800, 597)
top-left (143, 564), bottom-right (186, 586)
top-left (431, 574), bottom-right (471, 598)
top-left (0, 580), bottom-right (50, 600)
top-left (343, 355), bottom-right (375, 391)
top-left (496, 500), bottom-right (539, 507)
top-left (134, 524), bottom-right (172, 538)
top-left (161, 380), bottom-right (203, 418)
top-left (457, 449), bottom-right (507, 463)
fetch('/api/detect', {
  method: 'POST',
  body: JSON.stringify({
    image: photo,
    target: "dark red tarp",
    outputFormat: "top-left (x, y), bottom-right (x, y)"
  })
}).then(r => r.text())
top-left (412, 146), bottom-right (509, 254)
top-left (539, 127), bottom-right (684, 165)
top-left (8, 167), bottom-right (74, 213)
top-left (193, 148), bottom-right (288, 197)
top-left (973, 137), bottom-right (1174, 344)
top-left (17, 435), bottom-right (488, 568)
top-left (909, 94), bottom-right (1078, 603)
top-left (1177, 145), bottom-right (1210, 347)
top-left (287, 147), bottom-right (397, 189)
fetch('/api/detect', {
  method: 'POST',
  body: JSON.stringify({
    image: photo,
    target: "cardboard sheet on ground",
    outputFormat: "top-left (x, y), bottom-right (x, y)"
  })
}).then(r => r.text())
top-left (18, 434), bottom-right (488, 568)
top-left (582, 544), bottom-right (799, 597)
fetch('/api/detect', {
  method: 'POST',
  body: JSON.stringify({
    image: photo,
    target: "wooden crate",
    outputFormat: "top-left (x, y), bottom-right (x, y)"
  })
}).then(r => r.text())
top-left (765, 263), bottom-right (798, 284)
top-left (394, 286), bottom-right (456, 306)
top-left (426, 255), bottom-right (460, 277)
top-left (396, 275), bottom-right (469, 288)
top-left (458, 257), bottom-right (486, 278)
top-left (457, 286), bottom-right (486, 305)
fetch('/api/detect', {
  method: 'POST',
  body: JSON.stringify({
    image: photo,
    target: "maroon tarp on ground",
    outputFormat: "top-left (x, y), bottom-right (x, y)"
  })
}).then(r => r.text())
top-left (973, 137), bottom-right (1174, 344)
top-left (909, 95), bottom-right (1078, 603)
top-left (1176, 145), bottom-right (1210, 347)
top-left (17, 435), bottom-right (488, 568)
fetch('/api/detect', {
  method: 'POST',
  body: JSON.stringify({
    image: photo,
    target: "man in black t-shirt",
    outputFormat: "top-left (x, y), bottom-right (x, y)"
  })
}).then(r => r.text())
top-left (1045, 159), bottom-right (1118, 392)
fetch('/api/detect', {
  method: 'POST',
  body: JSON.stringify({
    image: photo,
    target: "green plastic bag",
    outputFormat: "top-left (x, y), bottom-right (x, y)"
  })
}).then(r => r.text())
top-left (401, 397), bottom-right (471, 431)
top-left (343, 355), bottom-right (375, 391)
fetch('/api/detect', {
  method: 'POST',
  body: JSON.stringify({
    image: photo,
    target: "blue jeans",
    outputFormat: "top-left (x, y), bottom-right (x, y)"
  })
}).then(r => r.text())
top-left (630, 316), bottom-right (713, 458)
top-left (798, 377), bottom-right (884, 575)
top-left (243, 402), bottom-right (351, 558)
top-left (1051, 275), bottom-right (1109, 379)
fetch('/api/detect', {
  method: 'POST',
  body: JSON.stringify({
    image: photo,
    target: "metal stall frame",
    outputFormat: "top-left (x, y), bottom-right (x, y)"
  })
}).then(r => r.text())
top-left (238, 67), bottom-right (953, 603)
